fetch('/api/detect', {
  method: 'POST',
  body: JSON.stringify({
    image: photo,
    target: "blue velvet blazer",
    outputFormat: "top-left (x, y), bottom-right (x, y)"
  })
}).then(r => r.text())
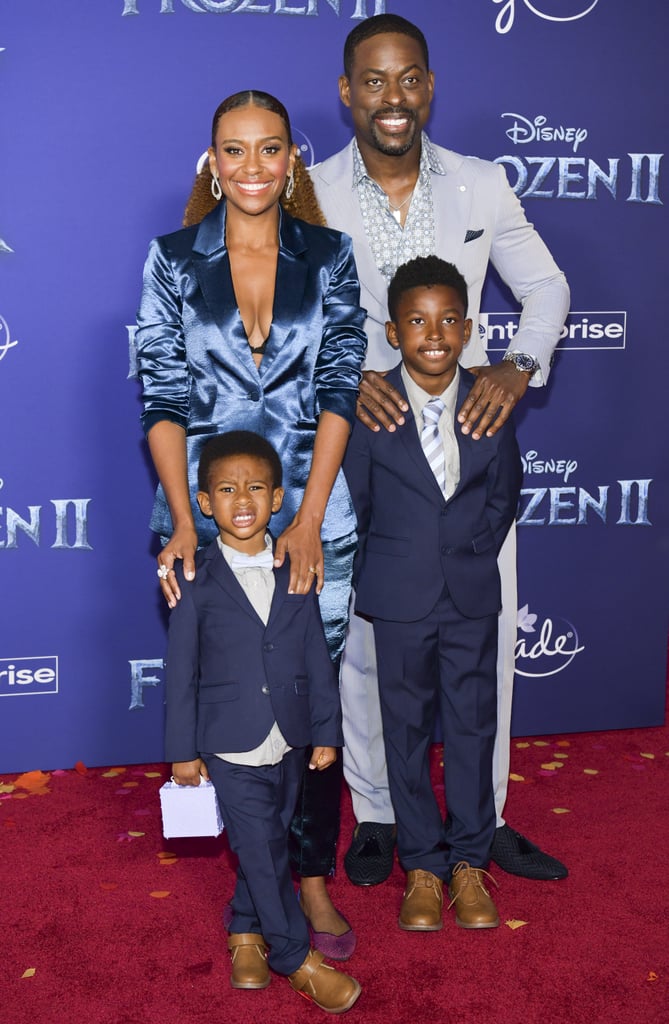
top-left (136, 201), bottom-right (367, 543)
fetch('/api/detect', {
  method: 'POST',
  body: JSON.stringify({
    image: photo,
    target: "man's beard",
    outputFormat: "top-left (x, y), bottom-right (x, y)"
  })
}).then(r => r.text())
top-left (368, 108), bottom-right (419, 157)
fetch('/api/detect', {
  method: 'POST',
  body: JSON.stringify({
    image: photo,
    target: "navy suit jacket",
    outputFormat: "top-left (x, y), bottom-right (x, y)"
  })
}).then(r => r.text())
top-left (343, 365), bottom-right (522, 623)
top-left (164, 540), bottom-right (343, 763)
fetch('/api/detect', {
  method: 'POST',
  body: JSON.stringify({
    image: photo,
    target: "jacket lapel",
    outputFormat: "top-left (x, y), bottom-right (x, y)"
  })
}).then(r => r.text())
top-left (266, 557), bottom-right (291, 625)
top-left (386, 365), bottom-right (447, 502)
top-left (191, 203), bottom-right (253, 377)
top-left (315, 143), bottom-right (388, 317)
top-left (202, 540), bottom-right (264, 624)
top-left (450, 371), bottom-right (475, 501)
top-left (265, 210), bottom-right (310, 369)
top-left (431, 147), bottom-right (474, 268)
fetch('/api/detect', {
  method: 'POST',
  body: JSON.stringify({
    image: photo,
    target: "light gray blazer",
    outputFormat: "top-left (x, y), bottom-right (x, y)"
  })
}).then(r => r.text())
top-left (310, 138), bottom-right (569, 383)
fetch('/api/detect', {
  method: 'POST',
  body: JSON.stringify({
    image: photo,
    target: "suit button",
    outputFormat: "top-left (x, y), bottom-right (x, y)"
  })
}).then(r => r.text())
top-left (261, 685), bottom-right (270, 696)
top-left (441, 546), bottom-right (454, 555)
top-left (248, 389), bottom-right (260, 401)
top-left (264, 642), bottom-right (274, 652)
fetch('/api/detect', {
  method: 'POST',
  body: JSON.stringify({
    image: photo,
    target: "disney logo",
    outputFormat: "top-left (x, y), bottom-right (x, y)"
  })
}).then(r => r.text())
top-left (502, 113), bottom-right (588, 154)
top-left (0, 314), bottom-right (19, 363)
top-left (515, 604), bottom-right (585, 678)
top-left (493, 0), bottom-right (600, 35)
top-left (521, 450), bottom-right (578, 484)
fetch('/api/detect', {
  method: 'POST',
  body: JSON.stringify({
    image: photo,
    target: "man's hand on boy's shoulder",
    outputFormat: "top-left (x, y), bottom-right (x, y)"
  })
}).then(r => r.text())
top-left (356, 370), bottom-right (408, 433)
top-left (171, 757), bottom-right (209, 786)
top-left (457, 362), bottom-right (530, 440)
top-left (357, 362), bottom-right (530, 440)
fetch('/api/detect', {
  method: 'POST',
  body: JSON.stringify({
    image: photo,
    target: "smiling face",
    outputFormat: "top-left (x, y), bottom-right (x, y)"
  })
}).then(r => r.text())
top-left (197, 454), bottom-right (284, 554)
top-left (386, 284), bottom-right (472, 395)
top-left (208, 103), bottom-right (297, 218)
top-left (339, 32), bottom-right (434, 160)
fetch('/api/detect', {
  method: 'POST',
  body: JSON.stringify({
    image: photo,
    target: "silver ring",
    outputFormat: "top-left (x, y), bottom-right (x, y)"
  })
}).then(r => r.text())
top-left (157, 564), bottom-right (170, 580)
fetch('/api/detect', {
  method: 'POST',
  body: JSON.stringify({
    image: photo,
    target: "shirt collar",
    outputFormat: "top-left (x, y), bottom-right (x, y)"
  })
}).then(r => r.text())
top-left (351, 132), bottom-right (446, 188)
top-left (218, 531), bottom-right (273, 568)
top-left (401, 363), bottom-right (460, 421)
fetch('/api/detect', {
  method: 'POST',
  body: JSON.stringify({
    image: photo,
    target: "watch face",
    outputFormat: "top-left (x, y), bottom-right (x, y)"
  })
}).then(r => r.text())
top-left (507, 353), bottom-right (536, 372)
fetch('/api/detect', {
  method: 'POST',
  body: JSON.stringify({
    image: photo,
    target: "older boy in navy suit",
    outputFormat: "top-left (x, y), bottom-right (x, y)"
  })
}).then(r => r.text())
top-left (165, 431), bottom-right (360, 1014)
top-left (343, 257), bottom-right (522, 932)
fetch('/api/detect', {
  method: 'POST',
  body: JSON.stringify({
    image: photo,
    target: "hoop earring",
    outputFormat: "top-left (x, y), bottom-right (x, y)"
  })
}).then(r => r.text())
top-left (210, 175), bottom-right (222, 201)
top-left (284, 170), bottom-right (295, 201)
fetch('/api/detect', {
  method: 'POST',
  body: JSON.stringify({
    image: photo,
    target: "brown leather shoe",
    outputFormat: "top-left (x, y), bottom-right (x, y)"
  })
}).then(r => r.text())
top-left (288, 948), bottom-right (361, 1014)
top-left (398, 869), bottom-right (443, 931)
top-left (448, 861), bottom-right (500, 929)
top-left (228, 933), bottom-right (270, 989)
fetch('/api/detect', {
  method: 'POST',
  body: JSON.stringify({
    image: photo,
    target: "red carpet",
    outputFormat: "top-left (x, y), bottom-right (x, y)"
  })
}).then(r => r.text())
top-left (3, 713), bottom-right (668, 1024)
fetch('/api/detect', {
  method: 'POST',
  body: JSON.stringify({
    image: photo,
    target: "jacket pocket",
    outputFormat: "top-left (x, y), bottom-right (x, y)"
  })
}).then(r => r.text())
top-left (367, 533), bottom-right (410, 557)
top-left (294, 675), bottom-right (309, 696)
top-left (471, 528), bottom-right (495, 554)
top-left (199, 681), bottom-right (239, 703)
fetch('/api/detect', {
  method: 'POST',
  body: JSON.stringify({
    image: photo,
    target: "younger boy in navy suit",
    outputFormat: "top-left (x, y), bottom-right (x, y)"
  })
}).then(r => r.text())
top-left (165, 431), bottom-right (360, 1014)
top-left (343, 257), bottom-right (522, 932)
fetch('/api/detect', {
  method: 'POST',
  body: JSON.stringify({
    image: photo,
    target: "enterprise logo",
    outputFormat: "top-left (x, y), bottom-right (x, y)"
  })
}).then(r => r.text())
top-left (480, 311), bottom-right (626, 351)
top-left (0, 656), bottom-right (59, 696)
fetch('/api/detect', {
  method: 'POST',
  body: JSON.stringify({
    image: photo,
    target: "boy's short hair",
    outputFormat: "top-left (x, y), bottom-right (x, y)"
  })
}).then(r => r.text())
top-left (343, 14), bottom-right (429, 77)
top-left (197, 431), bottom-right (283, 491)
top-left (387, 256), bottom-right (469, 321)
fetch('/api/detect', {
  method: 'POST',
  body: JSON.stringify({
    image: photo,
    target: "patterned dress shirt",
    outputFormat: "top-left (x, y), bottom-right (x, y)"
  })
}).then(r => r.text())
top-left (352, 132), bottom-right (446, 283)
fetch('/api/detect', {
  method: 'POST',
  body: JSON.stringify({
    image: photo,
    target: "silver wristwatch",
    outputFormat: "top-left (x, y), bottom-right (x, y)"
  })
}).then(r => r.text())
top-left (503, 351), bottom-right (540, 376)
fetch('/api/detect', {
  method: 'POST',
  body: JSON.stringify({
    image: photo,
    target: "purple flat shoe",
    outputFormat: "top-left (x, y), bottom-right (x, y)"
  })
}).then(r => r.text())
top-left (297, 890), bottom-right (357, 961)
top-left (308, 921), bottom-right (357, 961)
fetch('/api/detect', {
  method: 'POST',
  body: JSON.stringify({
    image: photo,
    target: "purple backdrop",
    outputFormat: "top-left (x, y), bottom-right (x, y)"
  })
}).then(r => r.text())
top-left (1, 0), bottom-right (667, 771)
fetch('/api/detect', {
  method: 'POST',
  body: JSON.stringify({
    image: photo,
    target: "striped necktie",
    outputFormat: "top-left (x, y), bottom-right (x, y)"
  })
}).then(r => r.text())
top-left (421, 397), bottom-right (446, 493)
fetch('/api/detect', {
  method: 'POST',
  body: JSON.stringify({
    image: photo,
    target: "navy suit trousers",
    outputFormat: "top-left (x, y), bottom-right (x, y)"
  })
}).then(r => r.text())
top-left (204, 748), bottom-right (310, 975)
top-left (372, 587), bottom-right (498, 879)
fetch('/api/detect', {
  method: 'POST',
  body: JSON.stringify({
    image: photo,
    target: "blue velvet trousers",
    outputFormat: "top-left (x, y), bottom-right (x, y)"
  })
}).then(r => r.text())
top-left (288, 531), bottom-right (356, 877)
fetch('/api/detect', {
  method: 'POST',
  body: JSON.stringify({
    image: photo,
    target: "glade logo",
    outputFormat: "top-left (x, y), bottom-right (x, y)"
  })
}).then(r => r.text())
top-left (515, 604), bottom-right (584, 678)
top-left (493, 0), bottom-right (599, 34)
top-left (0, 314), bottom-right (19, 364)
top-left (502, 113), bottom-right (587, 154)
top-left (122, 0), bottom-right (384, 17)
top-left (480, 311), bottom-right (626, 351)
top-left (0, 657), bottom-right (59, 696)
top-left (522, 450), bottom-right (577, 484)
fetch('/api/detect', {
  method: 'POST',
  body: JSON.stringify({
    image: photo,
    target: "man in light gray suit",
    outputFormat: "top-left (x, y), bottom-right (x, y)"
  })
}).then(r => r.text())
top-left (310, 13), bottom-right (570, 885)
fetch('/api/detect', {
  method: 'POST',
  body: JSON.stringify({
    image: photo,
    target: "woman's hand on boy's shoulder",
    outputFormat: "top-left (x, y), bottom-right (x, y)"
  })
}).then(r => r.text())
top-left (157, 524), bottom-right (199, 608)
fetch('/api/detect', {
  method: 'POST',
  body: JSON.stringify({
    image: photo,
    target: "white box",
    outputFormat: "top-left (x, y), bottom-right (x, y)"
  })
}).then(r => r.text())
top-left (159, 779), bottom-right (224, 838)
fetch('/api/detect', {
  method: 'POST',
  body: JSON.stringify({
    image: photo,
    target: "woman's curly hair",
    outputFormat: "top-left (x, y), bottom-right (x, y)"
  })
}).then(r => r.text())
top-left (182, 151), bottom-right (326, 229)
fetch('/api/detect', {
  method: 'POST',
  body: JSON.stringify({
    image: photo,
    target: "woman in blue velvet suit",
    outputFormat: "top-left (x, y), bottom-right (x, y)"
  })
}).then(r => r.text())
top-left (136, 91), bottom-right (366, 952)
